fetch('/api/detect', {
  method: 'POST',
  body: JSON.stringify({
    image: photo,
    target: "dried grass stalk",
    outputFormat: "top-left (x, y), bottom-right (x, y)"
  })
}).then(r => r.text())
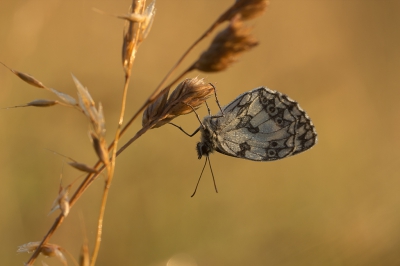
top-left (79, 243), bottom-right (90, 266)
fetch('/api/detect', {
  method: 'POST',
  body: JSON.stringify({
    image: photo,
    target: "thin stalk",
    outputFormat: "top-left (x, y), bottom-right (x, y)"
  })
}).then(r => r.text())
top-left (90, 0), bottom-right (144, 260)
top-left (90, 70), bottom-right (132, 265)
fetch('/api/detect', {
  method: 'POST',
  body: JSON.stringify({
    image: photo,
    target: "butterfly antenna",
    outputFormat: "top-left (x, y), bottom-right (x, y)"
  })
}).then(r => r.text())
top-left (191, 156), bottom-right (208, 197)
top-left (207, 155), bottom-right (218, 193)
top-left (209, 83), bottom-right (224, 116)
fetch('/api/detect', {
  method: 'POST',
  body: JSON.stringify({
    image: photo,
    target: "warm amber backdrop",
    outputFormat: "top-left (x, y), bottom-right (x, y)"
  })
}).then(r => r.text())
top-left (1, 1), bottom-right (399, 265)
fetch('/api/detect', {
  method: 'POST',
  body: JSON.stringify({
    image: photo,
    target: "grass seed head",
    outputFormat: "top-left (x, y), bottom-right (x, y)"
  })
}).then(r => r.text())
top-left (224, 0), bottom-right (269, 21)
top-left (142, 87), bottom-right (169, 128)
top-left (194, 15), bottom-right (258, 72)
top-left (27, 99), bottom-right (58, 107)
top-left (18, 242), bottom-right (67, 265)
top-left (49, 185), bottom-right (71, 217)
top-left (167, 78), bottom-right (214, 116)
top-left (142, 78), bottom-right (214, 128)
top-left (90, 132), bottom-right (110, 166)
top-left (68, 161), bottom-right (99, 173)
top-left (122, 1), bottom-right (156, 73)
top-left (1, 62), bottom-right (47, 89)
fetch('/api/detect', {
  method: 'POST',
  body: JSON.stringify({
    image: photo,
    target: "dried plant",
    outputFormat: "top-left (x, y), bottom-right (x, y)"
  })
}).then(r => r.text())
top-left (17, 241), bottom-right (78, 266)
top-left (4, 0), bottom-right (269, 265)
top-left (142, 77), bottom-right (215, 128)
top-left (194, 15), bottom-right (259, 72)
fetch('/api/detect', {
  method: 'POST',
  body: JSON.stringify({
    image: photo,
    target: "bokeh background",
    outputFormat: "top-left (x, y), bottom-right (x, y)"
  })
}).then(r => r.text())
top-left (1, 0), bottom-right (400, 265)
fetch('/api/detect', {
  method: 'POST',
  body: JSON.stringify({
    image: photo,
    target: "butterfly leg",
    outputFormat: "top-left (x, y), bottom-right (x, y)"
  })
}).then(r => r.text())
top-left (182, 102), bottom-right (206, 130)
top-left (205, 101), bottom-right (211, 115)
top-left (169, 123), bottom-right (201, 137)
top-left (209, 83), bottom-right (224, 116)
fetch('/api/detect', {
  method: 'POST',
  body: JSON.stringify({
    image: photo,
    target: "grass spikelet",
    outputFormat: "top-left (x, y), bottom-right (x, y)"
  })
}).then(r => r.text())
top-left (1, 62), bottom-right (47, 89)
top-left (122, 0), bottom-right (156, 74)
top-left (4, 99), bottom-right (59, 109)
top-left (90, 132), bottom-right (109, 166)
top-left (221, 0), bottom-right (269, 21)
top-left (142, 78), bottom-right (214, 128)
top-left (17, 242), bottom-right (67, 266)
top-left (194, 15), bottom-right (258, 72)
top-left (49, 185), bottom-right (70, 217)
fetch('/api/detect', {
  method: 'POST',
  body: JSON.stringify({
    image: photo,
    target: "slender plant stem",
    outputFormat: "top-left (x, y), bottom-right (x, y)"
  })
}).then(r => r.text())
top-left (89, 167), bottom-right (111, 266)
top-left (90, 70), bottom-right (132, 265)
top-left (90, 0), bottom-right (144, 259)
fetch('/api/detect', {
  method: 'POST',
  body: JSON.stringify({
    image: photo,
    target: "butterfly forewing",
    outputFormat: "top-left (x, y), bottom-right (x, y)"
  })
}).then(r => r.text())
top-left (198, 87), bottom-right (317, 161)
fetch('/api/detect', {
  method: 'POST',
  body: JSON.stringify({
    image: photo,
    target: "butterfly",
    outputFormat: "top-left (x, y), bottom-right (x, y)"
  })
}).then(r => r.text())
top-left (172, 86), bottom-right (317, 196)
top-left (197, 86), bottom-right (317, 161)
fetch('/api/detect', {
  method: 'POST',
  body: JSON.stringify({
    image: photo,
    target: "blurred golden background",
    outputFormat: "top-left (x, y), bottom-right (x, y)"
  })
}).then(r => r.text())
top-left (1, 0), bottom-right (400, 265)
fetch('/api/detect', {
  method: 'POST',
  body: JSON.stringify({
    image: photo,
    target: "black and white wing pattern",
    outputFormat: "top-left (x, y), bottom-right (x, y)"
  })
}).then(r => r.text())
top-left (196, 87), bottom-right (317, 161)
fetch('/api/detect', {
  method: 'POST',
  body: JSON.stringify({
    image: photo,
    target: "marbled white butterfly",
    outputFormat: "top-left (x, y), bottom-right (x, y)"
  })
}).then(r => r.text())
top-left (173, 86), bottom-right (317, 196)
top-left (197, 86), bottom-right (317, 161)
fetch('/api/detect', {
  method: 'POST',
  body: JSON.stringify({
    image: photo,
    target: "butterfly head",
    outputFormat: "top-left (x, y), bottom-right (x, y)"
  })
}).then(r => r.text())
top-left (196, 142), bottom-right (210, 159)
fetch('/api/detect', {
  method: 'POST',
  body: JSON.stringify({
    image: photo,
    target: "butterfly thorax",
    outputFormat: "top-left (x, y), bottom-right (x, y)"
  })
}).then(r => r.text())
top-left (196, 116), bottom-right (220, 159)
